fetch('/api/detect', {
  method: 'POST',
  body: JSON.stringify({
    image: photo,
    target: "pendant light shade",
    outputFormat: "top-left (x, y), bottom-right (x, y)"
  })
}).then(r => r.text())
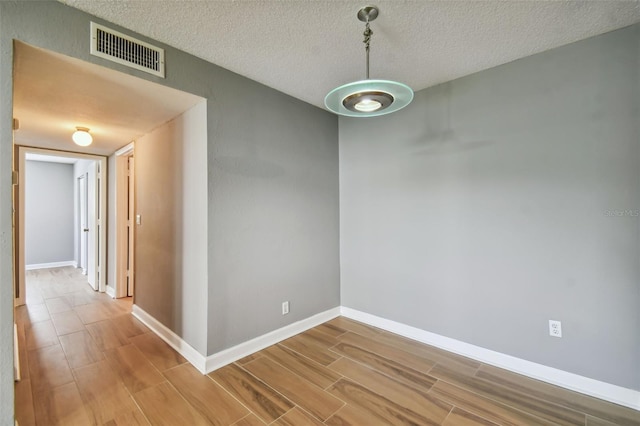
top-left (325, 79), bottom-right (413, 117)
top-left (325, 6), bottom-right (413, 117)
top-left (72, 127), bottom-right (92, 146)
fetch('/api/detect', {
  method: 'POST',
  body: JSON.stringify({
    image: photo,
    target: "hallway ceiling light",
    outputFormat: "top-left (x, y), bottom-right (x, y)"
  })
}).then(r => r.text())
top-left (325, 6), bottom-right (413, 118)
top-left (72, 127), bottom-right (93, 146)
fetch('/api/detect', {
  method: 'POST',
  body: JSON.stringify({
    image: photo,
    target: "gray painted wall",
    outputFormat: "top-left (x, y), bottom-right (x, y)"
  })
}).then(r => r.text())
top-left (25, 161), bottom-right (74, 265)
top-left (340, 24), bottom-right (640, 390)
top-left (207, 72), bottom-right (340, 354)
top-left (0, 4), bottom-right (339, 418)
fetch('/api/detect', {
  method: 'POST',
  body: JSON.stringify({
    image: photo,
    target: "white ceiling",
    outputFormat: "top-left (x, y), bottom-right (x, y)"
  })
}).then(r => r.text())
top-left (59, 0), bottom-right (640, 109)
top-left (13, 42), bottom-right (203, 156)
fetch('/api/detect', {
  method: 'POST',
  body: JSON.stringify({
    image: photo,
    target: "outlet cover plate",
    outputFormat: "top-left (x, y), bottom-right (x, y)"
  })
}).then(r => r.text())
top-left (549, 320), bottom-right (562, 337)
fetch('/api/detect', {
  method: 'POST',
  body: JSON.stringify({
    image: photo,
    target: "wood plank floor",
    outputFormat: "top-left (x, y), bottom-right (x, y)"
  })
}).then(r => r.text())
top-left (14, 267), bottom-right (640, 425)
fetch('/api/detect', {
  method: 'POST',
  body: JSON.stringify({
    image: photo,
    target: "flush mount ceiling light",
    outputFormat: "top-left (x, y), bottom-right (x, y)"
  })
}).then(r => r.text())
top-left (72, 127), bottom-right (93, 146)
top-left (325, 5), bottom-right (413, 117)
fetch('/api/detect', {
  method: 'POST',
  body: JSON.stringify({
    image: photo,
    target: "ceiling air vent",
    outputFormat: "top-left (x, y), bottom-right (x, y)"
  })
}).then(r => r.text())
top-left (90, 22), bottom-right (165, 78)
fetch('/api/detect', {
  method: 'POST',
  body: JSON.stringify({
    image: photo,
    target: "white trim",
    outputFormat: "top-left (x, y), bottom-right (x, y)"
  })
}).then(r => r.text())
top-left (340, 307), bottom-right (640, 411)
top-left (204, 307), bottom-right (341, 373)
top-left (14, 324), bottom-right (20, 381)
top-left (127, 304), bottom-right (640, 410)
top-left (25, 261), bottom-right (76, 271)
top-left (114, 142), bottom-right (134, 156)
top-left (90, 22), bottom-right (165, 78)
top-left (131, 305), bottom-right (341, 375)
top-left (114, 145), bottom-right (135, 299)
top-left (105, 285), bottom-right (116, 299)
top-left (132, 305), bottom-right (207, 373)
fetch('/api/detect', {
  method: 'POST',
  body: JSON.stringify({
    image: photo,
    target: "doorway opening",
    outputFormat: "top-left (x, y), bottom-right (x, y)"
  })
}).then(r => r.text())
top-left (14, 147), bottom-right (107, 307)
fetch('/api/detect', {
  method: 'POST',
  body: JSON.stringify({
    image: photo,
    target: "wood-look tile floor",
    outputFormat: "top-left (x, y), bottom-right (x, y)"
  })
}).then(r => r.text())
top-left (15, 267), bottom-right (640, 425)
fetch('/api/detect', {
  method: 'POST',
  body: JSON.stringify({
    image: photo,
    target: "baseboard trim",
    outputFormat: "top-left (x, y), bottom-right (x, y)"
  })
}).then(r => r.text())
top-left (25, 260), bottom-right (76, 270)
top-left (105, 285), bottom-right (116, 298)
top-left (204, 307), bottom-right (341, 373)
top-left (125, 304), bottom-right (640, 409)
top-left (340, 307), bottom-right (640, 411)
top-left (14, 323), bottom-right (20, 382)
top-left (131, 305), bottom-right (207, 373)
top-left (131, 305), bottom-right (341, 376)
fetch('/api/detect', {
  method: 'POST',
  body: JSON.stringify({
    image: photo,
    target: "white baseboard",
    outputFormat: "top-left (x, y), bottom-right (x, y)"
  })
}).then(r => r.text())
top-left (130, 304), bottom-right (639, 410)
top-left (132, 305), bottom-right (341, 375)
top-left (132, 305), bottom-right (207, 373)
top-left (14, 324), bottom-right (20, 382)
top-left (340, 307), bottom-right (640, 411)
top-left (204, 307), bottom-right (341, 373)
top-left (105, 285), bottom-right (116, 298)
top-left (25, 260), bottom-right (76, 270)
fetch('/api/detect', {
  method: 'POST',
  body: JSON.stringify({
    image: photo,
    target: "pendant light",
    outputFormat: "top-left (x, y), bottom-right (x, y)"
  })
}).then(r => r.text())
top-left (325, 6), bottom-right (413, 117)
top-left (72, 126), bottom-right (92, 146)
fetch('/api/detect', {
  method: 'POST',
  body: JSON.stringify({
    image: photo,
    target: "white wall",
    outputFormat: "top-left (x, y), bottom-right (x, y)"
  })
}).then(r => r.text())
top-left (25, 160), bottom-right (74, 265)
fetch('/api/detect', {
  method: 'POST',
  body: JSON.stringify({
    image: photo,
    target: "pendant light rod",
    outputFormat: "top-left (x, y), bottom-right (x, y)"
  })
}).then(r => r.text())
top-left (364, 21), bottom-right (371, 79)
top-left (358, 6), bottom-right (378, 80)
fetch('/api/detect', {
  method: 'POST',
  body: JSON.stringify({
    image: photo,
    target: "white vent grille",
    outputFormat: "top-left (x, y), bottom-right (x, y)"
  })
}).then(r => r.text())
top-left (90, 22), bottom-right (165, 78)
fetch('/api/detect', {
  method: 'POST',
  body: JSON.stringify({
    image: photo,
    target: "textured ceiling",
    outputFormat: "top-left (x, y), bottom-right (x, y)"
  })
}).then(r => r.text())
top-left (59, 0), bottom-right (640, 109)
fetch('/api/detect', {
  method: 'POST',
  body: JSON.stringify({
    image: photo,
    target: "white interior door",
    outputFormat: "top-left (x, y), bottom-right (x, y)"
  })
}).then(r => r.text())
top-left (87, 162), bottom-right (98, 290)
top-left (79, 174), bottom-right (88, 275)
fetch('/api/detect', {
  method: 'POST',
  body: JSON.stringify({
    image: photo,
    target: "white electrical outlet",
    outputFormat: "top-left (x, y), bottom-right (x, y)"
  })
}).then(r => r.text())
top-left (282, 301), bottom-right (290, 315)
top-left (549, 320), bottom-right (562, 338)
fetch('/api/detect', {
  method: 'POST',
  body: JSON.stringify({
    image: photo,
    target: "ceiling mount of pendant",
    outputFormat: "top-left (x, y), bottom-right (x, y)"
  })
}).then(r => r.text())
top-left (325, 5), bottom-right (413, 118)
top-left (357, 6), bottom-right (378, 23)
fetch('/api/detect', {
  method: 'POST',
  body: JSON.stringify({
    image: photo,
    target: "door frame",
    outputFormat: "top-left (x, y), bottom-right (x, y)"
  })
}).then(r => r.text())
top-left (114, 142), bottom-right (134, 298)
top-left (85, 161), bottom-right (99, 291)
top-left (16, 146), bottom-right (107, 306)
top-left (78, 173), bottom-right (88, 275)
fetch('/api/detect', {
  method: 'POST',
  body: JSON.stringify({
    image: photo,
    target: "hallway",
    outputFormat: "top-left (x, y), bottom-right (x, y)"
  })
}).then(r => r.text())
top-left (14, 266), bottom-right (177, 425)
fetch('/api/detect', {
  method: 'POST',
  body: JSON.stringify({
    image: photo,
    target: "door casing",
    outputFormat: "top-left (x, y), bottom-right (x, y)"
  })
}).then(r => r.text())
top-left (15, 147), bottom-right (107, 306)
top-left (115, 142), bottom-right (135, 298)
